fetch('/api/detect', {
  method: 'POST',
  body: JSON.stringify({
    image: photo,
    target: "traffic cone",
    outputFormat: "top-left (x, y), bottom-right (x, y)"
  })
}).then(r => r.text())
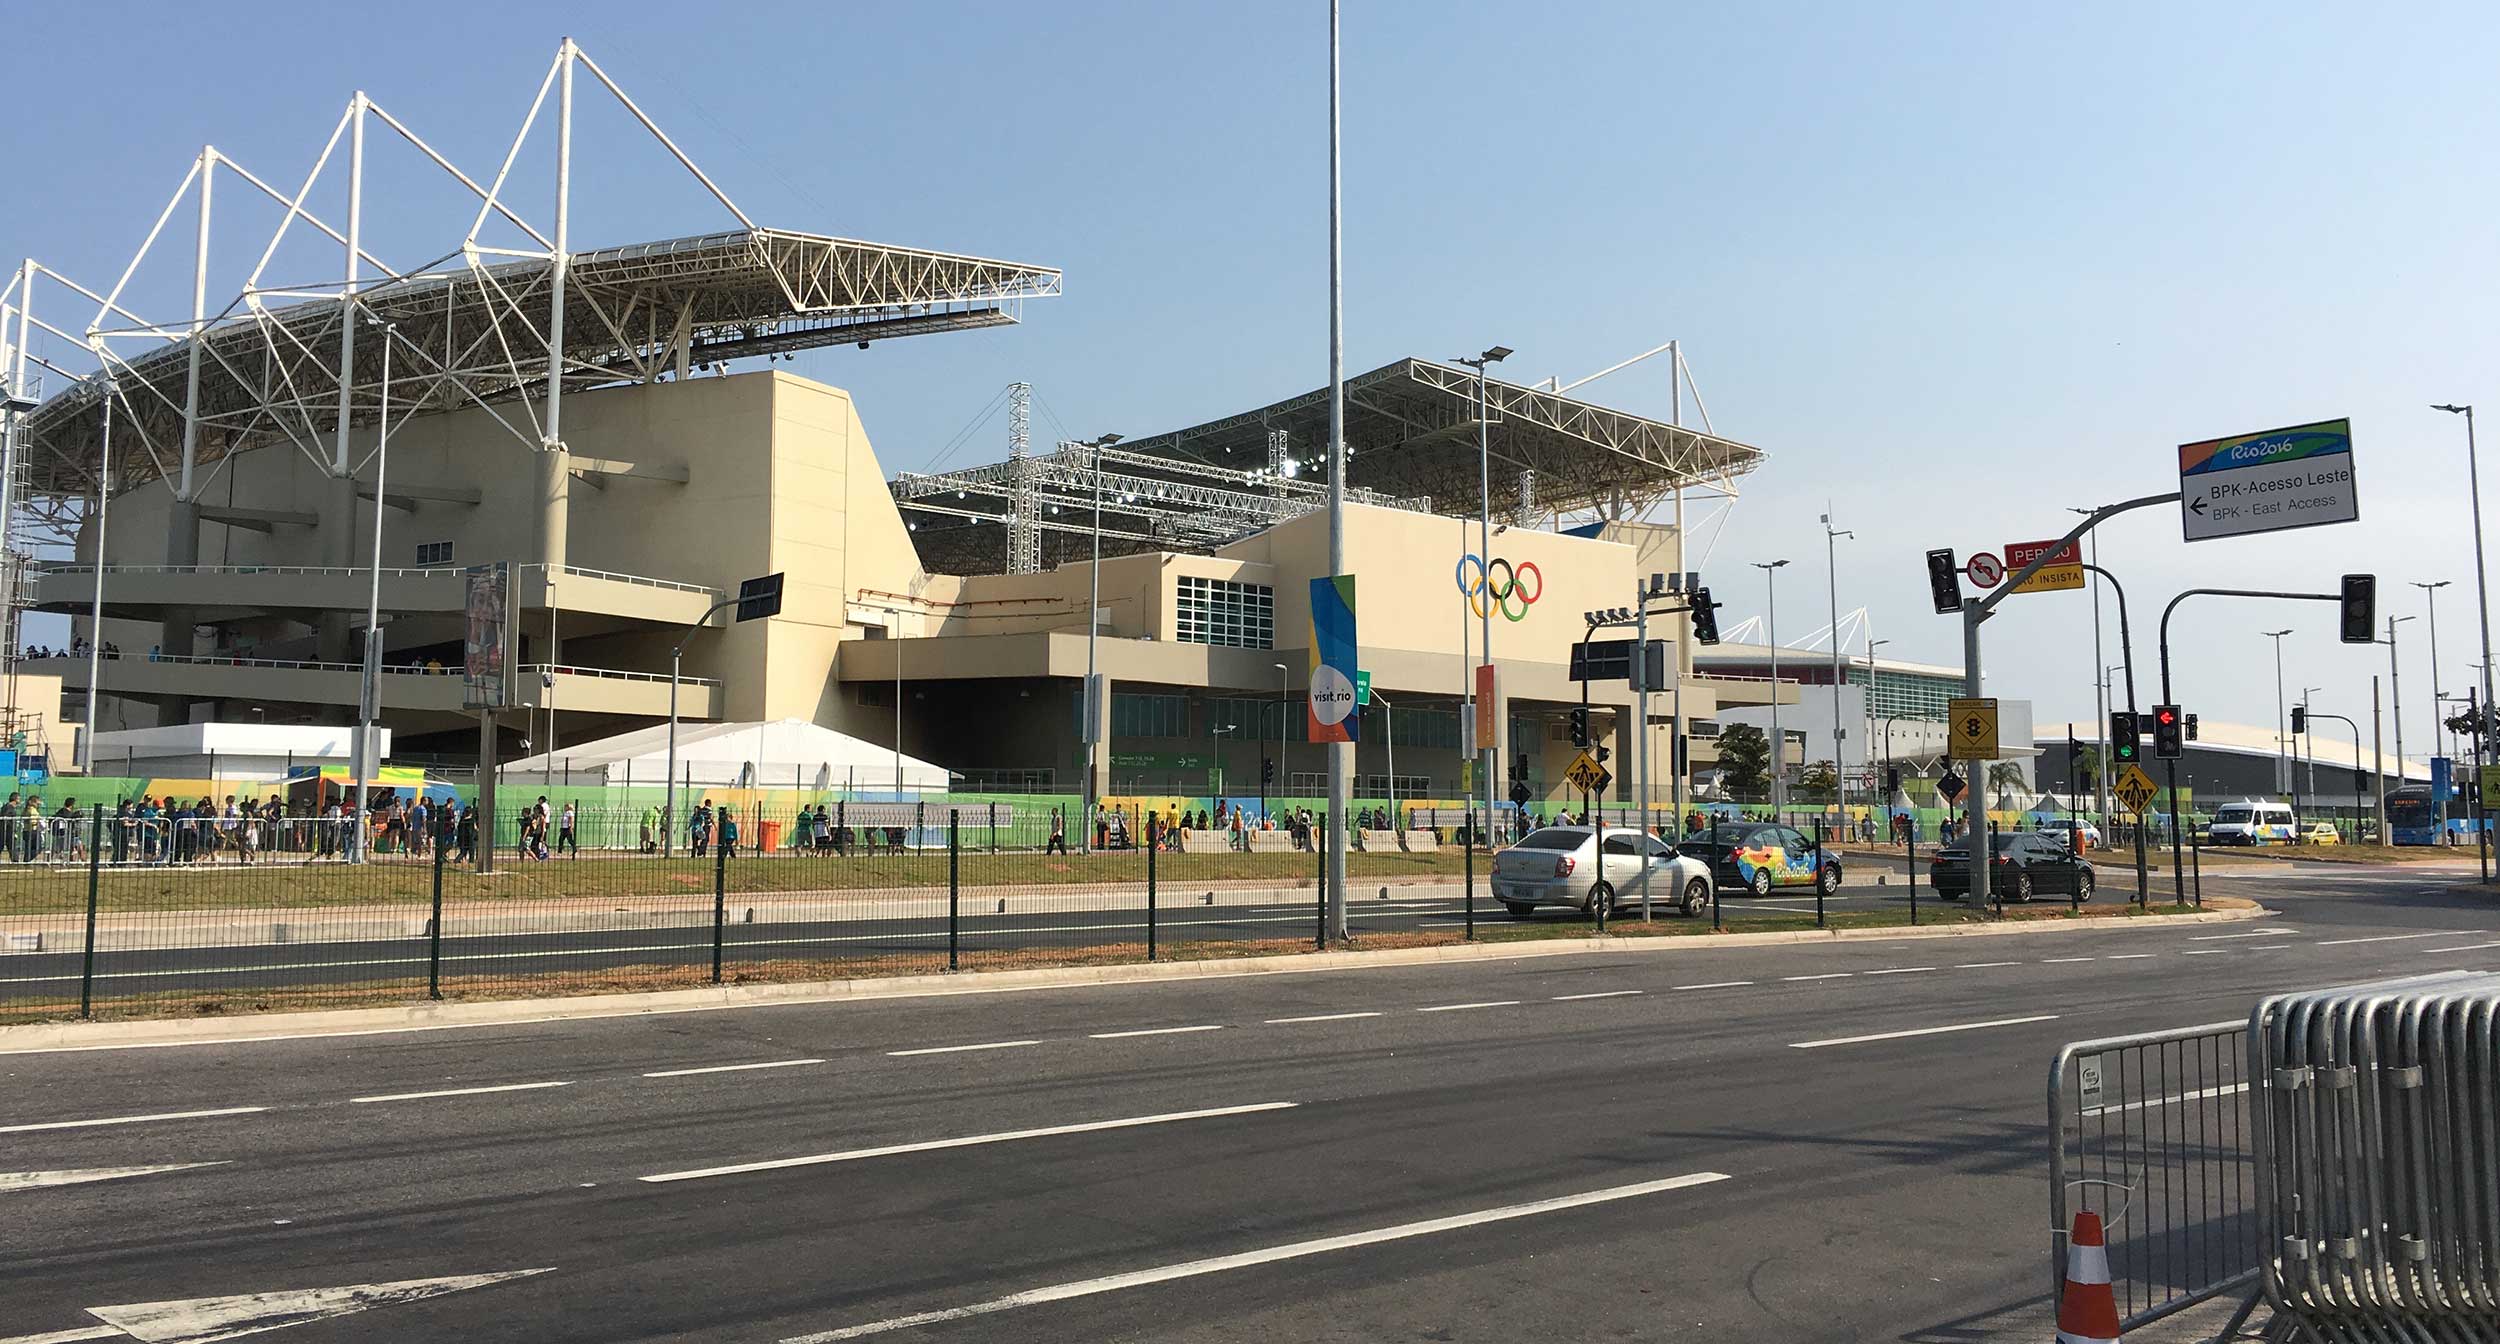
top-left (2056, 1209), bottom-right (2123, 1343)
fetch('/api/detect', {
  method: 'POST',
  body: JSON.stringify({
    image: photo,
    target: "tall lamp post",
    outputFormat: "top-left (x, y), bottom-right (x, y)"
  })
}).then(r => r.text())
top-left (2433, 407), bottom-right (2496, 832)
top-left (2263, 629), bottom-right (2293, 801)
top-left (1863, 636), bottom-right (1890, 808)
top-left (1820, 514), bottom-right (1852, 817)
top-left (2413, 580), bottom-right (2452, 835)
top-left (1455, 345), bottom-right (1511, 849)
top-left (1755, 559), bottom-right (1791, 811)
top-left (1079, 432), bottom-right (1123, 851)
top-left (349, 318), bottom-right (395, 861)
top-left (2298, 685), bottom-right (2322, 819)
top-left (1271, 660), bottom-right (1288, 821)
top-left (2387, 615), bottom-right (2416, 786)
top-left (2071, 505), bottom-right (2111, 826)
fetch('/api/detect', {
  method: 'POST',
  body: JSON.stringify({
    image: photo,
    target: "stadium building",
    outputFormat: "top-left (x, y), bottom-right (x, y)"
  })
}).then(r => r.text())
top-left (0, 40), bottom-right (1784, 817)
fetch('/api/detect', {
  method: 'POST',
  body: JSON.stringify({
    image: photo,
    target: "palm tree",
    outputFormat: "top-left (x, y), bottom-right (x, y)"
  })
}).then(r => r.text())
top-left (1986, 761), bottom-right (2028, 812)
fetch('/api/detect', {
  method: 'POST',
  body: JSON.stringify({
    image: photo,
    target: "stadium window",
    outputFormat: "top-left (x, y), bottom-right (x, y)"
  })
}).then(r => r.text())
top-left (414, 540), bottom-right (454, 566)
top-left (1175, 576), bottom-right (1274, 649)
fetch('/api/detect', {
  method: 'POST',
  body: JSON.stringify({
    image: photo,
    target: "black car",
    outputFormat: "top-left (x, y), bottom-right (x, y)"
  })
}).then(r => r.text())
top-left (1929, 832), bottom-right (2095, 901)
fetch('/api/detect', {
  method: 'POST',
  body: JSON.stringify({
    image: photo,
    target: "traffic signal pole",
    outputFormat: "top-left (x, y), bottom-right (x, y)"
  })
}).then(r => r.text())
top-left (2079, 562), bottom-right (2148, 905)
top-left (2155, 586), bottom-right (2350, 904)
top-left (1959, 491), bottom-right (2180, 915)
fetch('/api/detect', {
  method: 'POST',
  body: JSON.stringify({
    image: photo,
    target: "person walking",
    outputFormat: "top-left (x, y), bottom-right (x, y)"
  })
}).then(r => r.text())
top-left (718, 807), bottom-right (740, 860)
top-left (558, 800), bottom-right (579, 857)
top-left (1046, 806), bottom-right (1068, 856)
top-left (639, 802), bottom-right (658, 854)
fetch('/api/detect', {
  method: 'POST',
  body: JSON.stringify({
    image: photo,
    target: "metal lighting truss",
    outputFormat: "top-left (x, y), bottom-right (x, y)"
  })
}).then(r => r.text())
top-left (892, 440), bottom-right (1430, 561)
top-left (0, 36), bottom-right (1060, 542)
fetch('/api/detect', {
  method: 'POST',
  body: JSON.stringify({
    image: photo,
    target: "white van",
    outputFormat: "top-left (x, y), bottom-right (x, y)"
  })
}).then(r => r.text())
top-left (2207, 801), bottom-right (2298, 846)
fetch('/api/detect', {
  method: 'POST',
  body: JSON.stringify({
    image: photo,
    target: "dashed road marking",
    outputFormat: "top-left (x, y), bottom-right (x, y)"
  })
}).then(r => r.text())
top-left (1552, 990), bottom-right (1644, 1001)
top-left (1862, 967), bottom-right (1937, 976)
top-left (1417, 1001), bottom-right (1522, 1013)
top-left (887, 1040), bottom-right (1043, 1057)
top-left (0, 1106), bottom-right (267, 1135)
top-left (1673, 980), bottom-right (1753, 990)
top-left (350, 1081), bottom-right (571, 1105)
top-left (643, 1102), bottom-right (1299, 1184)
top-left (1088, 1025), bottom-right (1225, 1039)
top-left (1790, 1014), bottom-right (2060, 1050)
top-left (644, 1059), bottom-right (826, 1078)
top-left (1782, 973), bottom-right (1853, 982)
top-left (1263, 1012), bottom-right (1383, 1024)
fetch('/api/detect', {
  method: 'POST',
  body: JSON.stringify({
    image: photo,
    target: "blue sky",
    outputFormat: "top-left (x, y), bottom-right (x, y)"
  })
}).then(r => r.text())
top-left (9, 1), bottom-right (2497, 768)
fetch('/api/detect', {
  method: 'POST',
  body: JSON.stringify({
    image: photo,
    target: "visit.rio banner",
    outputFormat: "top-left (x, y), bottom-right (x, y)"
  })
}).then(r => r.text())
top-left (1308, 575), bottom-right (1359, 744)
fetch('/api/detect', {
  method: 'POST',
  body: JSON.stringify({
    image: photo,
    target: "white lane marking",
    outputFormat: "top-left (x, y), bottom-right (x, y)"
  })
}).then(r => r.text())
top-left (2192, 929), bottom-right (2296, 941)
top-left (2042, 957), bottom-right (2096, 964)
top-left (886, 1040), bottom-right (1042, 1057)
top-left (642, 1059), bottom-right (827, 1078)
top-left (642, 1102), bottom-right (1298, 1184)
top-left (1088, 1025), bottom-right (1224, 1039)
top-left (2422, 940), bottom-right (2500, 954)
top-left (0, 1106), bottom-right (266, 1135)
top-left (1954, 961), bottom-right (2021, 969)
top-left (1790, 1014), bottom-right (2060, 1050)
top-left (2314, 930), bottom-right (2480, 947)
top-left (60, 1269), bottom-right (554, 1344)
top-left (1782, 973), bottom-right (1853, 981)
top-left (2106, 953), bottom-right (2157, 960)
top-left (1416, 1001), bottom-right (1521, 1013)
top-left (1862, 967), bottom-right (1937, 976)
top-left (0, 1163), bottom-right (229, 1194)
top-left (1552, 990), bottom-right (1644, 1001)
top-left (1673, 980), bottom-right (1753, 990)
top-left (0, 1326), bottom-right (123, 1343)
top-left (2180, 949), bottom-right (2230, 956)
top-left (777, 1171), bottom-right (1733, 1341)
top-left (2082, 1082), bottom-right (2251, 1118)
top-left (348, 1081), bottom-right (571, 1105)
top-left (1263, 1012), bottom-right (1383, 1024)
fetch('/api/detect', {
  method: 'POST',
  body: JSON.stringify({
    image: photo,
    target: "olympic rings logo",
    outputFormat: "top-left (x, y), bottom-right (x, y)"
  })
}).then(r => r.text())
top-left (1454, 553), bottom-right (1544, 622)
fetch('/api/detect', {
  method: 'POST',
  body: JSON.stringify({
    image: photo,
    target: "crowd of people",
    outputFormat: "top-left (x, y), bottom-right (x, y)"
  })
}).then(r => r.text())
top-left (15, 638), bottom-right (119, 662)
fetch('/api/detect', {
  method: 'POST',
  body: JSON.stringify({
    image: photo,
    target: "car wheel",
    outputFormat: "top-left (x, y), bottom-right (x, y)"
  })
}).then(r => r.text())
top-left (2076, 870), bottom-right (2095, 902)
top-left (1585, 881), bottom-right (1615, 920)
top-left (1818, 864), bottom-right (1841, 896)
top-left (1681, 878), bottom-right (1709, 916)
top-left (2014, 873), bottom-right (2034, 902)
top-left (1501, 901), bottom-right (1535, 919)
top-left (1748, 868), bottom-right (1773, 898)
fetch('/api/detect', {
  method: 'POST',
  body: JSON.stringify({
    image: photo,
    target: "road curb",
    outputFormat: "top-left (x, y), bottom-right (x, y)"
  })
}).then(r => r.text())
top-left (0, 902), bottom-right (2266, 1053)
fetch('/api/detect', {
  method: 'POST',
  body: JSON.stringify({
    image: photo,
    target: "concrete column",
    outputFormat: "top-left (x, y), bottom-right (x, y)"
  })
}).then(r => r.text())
top-left (1087, 673), bottom-right (1112, 809)
top-left (160, 497), bottom-right (202, 726)
top-left (536, 442), bottom-right (570, 572)
top-left (316, 471), bottom-right (358, 664)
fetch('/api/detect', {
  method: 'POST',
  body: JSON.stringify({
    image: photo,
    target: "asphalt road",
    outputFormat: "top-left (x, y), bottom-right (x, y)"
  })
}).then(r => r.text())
top-left (1, 862), bottom-right (2493, 1343)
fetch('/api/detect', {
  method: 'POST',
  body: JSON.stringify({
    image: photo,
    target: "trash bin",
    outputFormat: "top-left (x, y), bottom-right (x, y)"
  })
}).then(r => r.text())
top-left (760, 820), bottom-right (783, 853)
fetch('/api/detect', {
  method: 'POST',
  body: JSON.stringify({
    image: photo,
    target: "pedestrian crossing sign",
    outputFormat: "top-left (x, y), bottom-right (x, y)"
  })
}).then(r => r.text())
top-left (2113, 763), bottom-right (2159, 815)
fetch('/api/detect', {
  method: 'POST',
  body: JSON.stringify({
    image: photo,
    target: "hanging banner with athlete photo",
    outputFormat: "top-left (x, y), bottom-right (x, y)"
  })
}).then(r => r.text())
top-left (1307, 575), bottom-right (1360, 743)
top-left (462, 561), bottom-right (511, 710)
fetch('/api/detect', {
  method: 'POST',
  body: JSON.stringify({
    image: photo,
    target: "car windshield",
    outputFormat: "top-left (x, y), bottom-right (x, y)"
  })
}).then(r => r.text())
top-left (1938, 835), bottom-right (2020, 854)
top-left (2214, 806), bottom-right (2256, 825)
top-left (1511, 828), bottom-right (1586, 850)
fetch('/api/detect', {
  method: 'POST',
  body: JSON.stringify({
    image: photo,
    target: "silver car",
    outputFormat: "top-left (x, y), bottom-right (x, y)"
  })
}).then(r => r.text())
top-left (1490, 825), bottom-right (1713, 918)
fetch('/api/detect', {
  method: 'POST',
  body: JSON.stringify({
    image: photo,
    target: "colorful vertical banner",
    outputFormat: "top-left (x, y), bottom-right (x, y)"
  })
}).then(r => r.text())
top-left (1473, 663), bottom-right (1498, 749)
top-left (1308, 575), bottom-right (1360, 743)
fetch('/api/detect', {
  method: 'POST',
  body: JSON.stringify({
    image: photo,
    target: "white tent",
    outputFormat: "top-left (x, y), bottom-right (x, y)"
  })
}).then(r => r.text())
top-left (499, 718), bottom-right (950, 792)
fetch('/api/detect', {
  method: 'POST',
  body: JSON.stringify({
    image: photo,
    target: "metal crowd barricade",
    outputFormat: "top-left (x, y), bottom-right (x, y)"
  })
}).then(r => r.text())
top-left (2048, 1020), bottom-right (2263, 1334)
top-left (2250, 972), bottom-right (2500, 1342)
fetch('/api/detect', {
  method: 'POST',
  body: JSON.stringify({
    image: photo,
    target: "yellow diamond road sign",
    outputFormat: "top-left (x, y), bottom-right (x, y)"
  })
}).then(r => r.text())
top-left (2114, 763), bottom-right (2160, 815)
top-left (1565, 749), bottom-right (1608, 793)
top-left (1947, 697), bottom-right (1999, 760)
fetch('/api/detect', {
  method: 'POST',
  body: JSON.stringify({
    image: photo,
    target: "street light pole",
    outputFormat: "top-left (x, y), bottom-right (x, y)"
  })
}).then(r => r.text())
top-left (2264, 629), bottom-right (2293, 801)
top-left (1080, 432), bottom-right (1122, 853)
top-left (2414, 579), bottom-right (2452, 836)
top-left (1821, 514), bottom-right (1851, 818)
top-left (2388, 615), bottom-right (2416, 787)
top-left (2299, 686), bottom-right (2322, 816)
top-left (349, 319), bottom-right (394, 861)
top-left (2434, 406), bottom-right (2496, 836)
top-left (2072, 506), bottom-right (2110, 827)
top-left (1755, 559), bottom-right (1790, 812)
top-left (1864, 636), bottom-right (1890, 810)
top-left (1455, 346), bottom-right (1511, 851)
top-left (1272, 661), bottom-right (1288, 822)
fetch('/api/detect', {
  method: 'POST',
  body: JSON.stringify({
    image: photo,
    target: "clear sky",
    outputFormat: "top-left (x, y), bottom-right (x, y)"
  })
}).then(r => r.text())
top-left (8, 1), bottom-right (2497, 771)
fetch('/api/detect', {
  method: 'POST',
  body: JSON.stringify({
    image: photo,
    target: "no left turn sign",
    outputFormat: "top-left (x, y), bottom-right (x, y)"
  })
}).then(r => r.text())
top-left (1964, 551), bottom-right (2005, 588)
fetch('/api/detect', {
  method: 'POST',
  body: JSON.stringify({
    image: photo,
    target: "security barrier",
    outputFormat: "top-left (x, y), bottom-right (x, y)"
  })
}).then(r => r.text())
top-left (2250, 971), bottom-right (2500, 1341)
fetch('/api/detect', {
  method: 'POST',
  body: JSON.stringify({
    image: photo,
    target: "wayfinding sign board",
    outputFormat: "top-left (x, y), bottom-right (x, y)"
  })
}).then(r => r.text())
top-left (2178, 417), bottom-right (2357, 542)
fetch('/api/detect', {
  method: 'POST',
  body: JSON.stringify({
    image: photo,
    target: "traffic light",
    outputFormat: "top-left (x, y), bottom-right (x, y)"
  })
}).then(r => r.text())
top-left (1569, 706), bottom-right (1590, 748)
top-left (2340, 574), bottom-right (2376, 644)
top-left (2290, 705), bottom-right (2307, 735)
top-left (2185, 713), bottom-right (2199, 742)
top-left (1926, 549), bottom-right (1962, 615)
top-left (2152, 703), bottom-right (2183, 759)
top-left (1595, 744), bottom-right (1611, 763)
top-left (2110, 711), bottom-right (2139, 764)
top-left (1260, 756), bottom-right (1275, 786)
top-left (1688, 587), bottom-right (1721, 645)
top-left (1884, 766), bottom-right (1901, 793)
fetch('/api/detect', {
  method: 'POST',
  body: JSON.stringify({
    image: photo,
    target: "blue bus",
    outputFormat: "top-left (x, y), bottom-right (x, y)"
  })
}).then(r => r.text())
top-left (2384, 787), bottom-right (2438, 845)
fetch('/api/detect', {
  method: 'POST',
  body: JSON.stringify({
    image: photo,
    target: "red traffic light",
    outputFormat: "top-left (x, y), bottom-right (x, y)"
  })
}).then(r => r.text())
top-left (2155, 707), bottom-right (2178, 726)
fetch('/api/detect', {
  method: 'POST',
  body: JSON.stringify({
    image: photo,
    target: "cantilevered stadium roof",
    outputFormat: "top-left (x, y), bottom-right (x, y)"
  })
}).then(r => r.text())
top-left (22, 228), bottom-right (1059, 499)
top-left (894, 358), bottom-right (1766, 575)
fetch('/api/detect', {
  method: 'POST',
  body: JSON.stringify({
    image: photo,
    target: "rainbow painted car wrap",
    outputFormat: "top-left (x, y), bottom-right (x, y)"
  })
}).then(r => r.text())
top-left (1678, 821), bottom-right (1844, 895)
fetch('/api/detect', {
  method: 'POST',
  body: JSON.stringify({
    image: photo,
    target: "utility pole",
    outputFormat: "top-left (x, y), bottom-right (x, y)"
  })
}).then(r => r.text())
top-left (2373, 676), bottom-right (2386, 843)
top-left (2389, 614), bottom-right (2415, 790)
top-left (2264, 629), bottom-right (2292, 801)
top-left (1756, 559), bottom-right (1790, 812)
top-left (2414, 580), bottom-right (2451, 839)
top-left (1324, 0), bottom-right (1349, 941)
top-left (2073, 507), bottom-right (2110, 827)
top-left (1821, 514), bottom-right (1851, 820)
